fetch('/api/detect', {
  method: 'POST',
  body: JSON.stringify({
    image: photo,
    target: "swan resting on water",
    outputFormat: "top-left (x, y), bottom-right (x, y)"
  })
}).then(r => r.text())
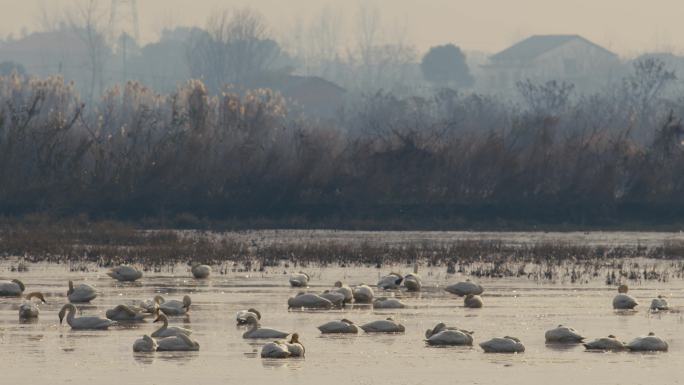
top-left (107, 265), bottom-right (143, 282)
top-left (106, 304), bottom-right (147, 322)
top-left (445, 280), bottom-right (484, 296)
top-left (59, 303), bottom-right (116, 330)
top-left (480, 336), bottom-right (525, 353)
top-left (287, 292), bottom-right (333, 309)
top-left (157, 334), bottom-right (200, 351)
top-left (627, 332), bottom-right (668, 352)
top-left (236, 308), bottom-right (261, 325)
top-left (242, 316), bottom-right (290, 339)
top-left (650, 296), bottom-right (669, 311)
top-left (373, 297), bottom-right (406, 309)
top-left (360, 318), bottom-right (405, 333)
top-left (151, 313), bottom-right (192, 338)
top-left (544, 325), bottom-right (584, 343)
top-left (612, 285), bottom-right (638, 310)
top-left (0, 279), bottom-right (25, 296)
top-left (583, 335), bottom-right (628, 351)
top-left (191, 264), bottom-right (211, 279)
top-left (464, 294), bottom-right (483, 308)
top-left (425, 323), bottom-right (474, 346)
top-left (317, 319), bottom-right (359, 334)
top-left (352, 284), bottom-right (374, 303)
top-left (19, 292), bottom-right (46, 318)
top-left (332, 281), bottom-right (353, 303)
top-left (133, 335), bottom-right (158, 352)
top-left (67, 280), bottom-right (97, 303)
top-left (159, 295), bottom-right (191, 316)
top-left (261, 334), bottom-right (304, 358)
top-left (289, 272), bottom-right (310, 287)
top-left (377, 273), bottom-right (403, 290)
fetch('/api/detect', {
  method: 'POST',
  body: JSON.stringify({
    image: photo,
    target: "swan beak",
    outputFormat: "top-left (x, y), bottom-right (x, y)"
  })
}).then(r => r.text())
top-left (153, 317), bottom-right (160, 323)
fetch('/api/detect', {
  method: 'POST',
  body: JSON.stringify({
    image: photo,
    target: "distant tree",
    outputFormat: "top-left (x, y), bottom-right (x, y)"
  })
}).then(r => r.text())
top-left (0, 61), bottom-right (26, 77)
top-left (421, 44), bottom-right (474, 88)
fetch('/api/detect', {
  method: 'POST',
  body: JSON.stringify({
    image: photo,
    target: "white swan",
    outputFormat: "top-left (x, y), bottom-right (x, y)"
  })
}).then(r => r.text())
top-left (285, 333), bottom-right (304, 357)
top-left (133, 335), bottom-right (158, 352)
top-left (106, 304), bottom-right (146, 322)
top-left (480, 336), bottom-right (525, 353)
top-left (140, 295), bottom-right (165, 313)
top-left (67, 280), bottom-right (97, 303)
top-left (287, 292), bottom-right (333, 309)
top-left (425, 323), bottom-right (473, 339)
top-left (612, 284), bottom-right (637, 310)
top-left (261, 334), bottom-right (305, 358)
top-left (191, 264), bottom-right (211, 279)
top-left (236, 308), bottom-right (261, 325)
top-left (650, 295), bottom-right (669, 311)
top-left (107, 265), bottom-right (143, 282)
top-left (464, 294), bottom-right (483, 308)
top-left (58, 303), bottom-right (116, 330)
top-left (242, 316), bottom-right (290, 339)
top-left (373, 297), bottom-right (406, 309)
top-left (426, 329), bottom-right (473, 346)
top-left (0, 279), bottom-right (25, 296)
top-left (445, 280), bottom-right (483, 296)
top-left (289, 272), bottom-right (310, 287)
top-left (318, 319), bottom-right (359, 334)
top-left (377, 273), bottom-right (403, 290)
top-left (151, 313), bottom-right (192, 338)
top-left (19, 292), bottom-right (46, 318)
top-left (320, 290), bottom-right (346, 307)
top-left (627, 332), bottom-right (668, 352)
top-left (157, 334), bottom-right (200, 351)
top-left (545, 325), bottom-right (584, 343)
top-left (159, 295), bottom-right (191, 316)
top-left (403, 272), bottom-right (422, 292)
top-left (583, 335), bottom-right (628, 351)
top-left (353, 284), bottom-right (374, 303)
top-left (360, 318), bottom-right (405, 333)
top-left (332, 281), bottom-right (353, 303)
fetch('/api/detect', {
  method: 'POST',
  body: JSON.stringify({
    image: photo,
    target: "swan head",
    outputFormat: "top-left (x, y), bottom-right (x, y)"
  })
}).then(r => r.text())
top-left (11, 279), bottom-right (25, 292)
top-left (153, 313), bottom-right (168, 324)
top-left (340, 318), bottom-right (354, 324)
top-left (182, 295), bottom-right (191, 309)
top-left (289, 333), bottom-right (300, 344)
top-left (153, 295), bottom-right (165, 305)
top-left (608, 334), bottom-right (616, 339)
top-left (58, 304), bottom-right (75, 324)
top-left (334, 281), bottom-right (343, 288)
top-left (67, 280), bottom-right (74, 295)
top-left (244, 315), bottom-right (259, 326)
top-left (648, 332), bottom-right (655, 336)
top-left (299, 272), bottom-right (310, 281)
top-left (618, 284), bottom-right (629, 294)
top-left (247, 308), bottom-right (261, 320)
top-left (26, 292), bottom-right (46, 303)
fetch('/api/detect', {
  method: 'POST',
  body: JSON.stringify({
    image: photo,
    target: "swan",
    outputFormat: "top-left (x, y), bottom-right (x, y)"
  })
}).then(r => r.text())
top-left (157, 334), bottom-right (200, 351)
top-left (159, 295), bottom-right (191, 316)
top-left (360, 318), bottom-right (405, 333)
top-left (0, 279), bottom-right (25, 296)
top-left (613, 285), bottom-right (637, 310)
top-left (426, 329), bottom-right (473, 346)
top-left (583, 335), bottom-right (628, 351)
top-left (289, 272), bottom-right (310, 287)
top-left (480, 336), bottom-right (525, 353)
top-left (106, 304), bottom-right (146, 322)
top-left (242, 316), bottom-right (290, 339)
top-left (287, 292), bottom-right (333, 309)
top-left (107, 265), bottom-right (143, 282)
top-left (403, 272), bottom-right (422, 292)
top-left (58, 304), bottom-right (116, 330)
top-left (445, 280), bottom-right (483, 296)
top-left (191, 264), bottom-right (211, 279)
top-left (373, 297), bottom-right (406, 309)
top-left (285, 333), bottom-right (304, 357)
top-left (627, 332), bottom-right (668, 352)
top-left (650, 295), bottom-right (669, 311)
top-left (151, 313), bottom-right (192, 338)
top-left (236, 308), bottom-right (261, 325)
top-left (140, 295), bottom-right (165, 313)
top-left (19, 292), bottom-right (46, 318)
top-left (133, 335), bottom-right (158, 352)
top-left (332, 281), bottom-right (353, 303)
top-left (353, 284), bottom-right (374, 303)
top-left (545, 325), bottom-right (584, 343)
top-left (319, 290), bottom-right (346, 307)
top-left (318, 319), bottom-right (359, 334)
top-left (464, 294), bottom-right (483, 308)
top-left (377, 273), bottom-right (403, 290)
top-left (261, 340), bottom-right (291, 358)
top-left (67, 280), bottom-right (97, 303)
top-left (425, 323), bottom-right (473, 339)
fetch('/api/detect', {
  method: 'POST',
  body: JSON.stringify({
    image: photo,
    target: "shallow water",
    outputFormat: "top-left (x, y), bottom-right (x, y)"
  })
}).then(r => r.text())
top-left (1, 260), bottom-right (683, 385)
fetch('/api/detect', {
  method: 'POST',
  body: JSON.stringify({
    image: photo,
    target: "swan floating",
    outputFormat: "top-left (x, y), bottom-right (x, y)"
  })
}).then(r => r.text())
top-left (236, 308), bottom-right (261, 325)
top-left (545, 325), bottom-right (584, 343)
top-left (627, 332), bottom-right (668, 352)
top-left (426, 329), bottom-right (474, 346)
top-left (613, 285), bottom-right (638, 310)
top-left (360, 318), bottom-right (405, 333)
top-left (445, 280), bottom-right (483, 296)
top-left (464, 294), bottom-right (483, 308)
top-left (58, 303), bottom-right (116, 330)
top-left (157, 334), bottom-right (200, 351)
top-left (133, 335), bottom-right (158, 352)
top-left (377, 273), bottom-right (403, 290)
top-left (19, 292), bottom-right (46, 319)
top-left (352, 284), bottom-right (374, 303)
top-left (403, 272), bottom-right (422, 292)
top-left (159, 295), bottom-right (191, 316)
top-left (106, 304), bottom-right (146, 322)
top-left (480, 336), bottom-right (525, 353)
top-left (332, 281), bottom-right (353, 303)
top-left (289, 272), bottom-right (310, 287)
top-left (319, 290), bottom-right (346, 307)
top-left (287, 292), bottom-right (333, 309)
top-left (242, 316), bottom-right (290, 339)
top-left (425, 323), bottom-right (474, 339)
top-left (151, 313), bottom-right (192, 338)
top-left (650, 296), bottom-right (669, 311)
top-left (261, 334), bottom-right (304, 358)
top-left (318, 319), bottom-right (359, 334)
top-left (373, 297), bottom-right (406, 309)
top-left (583, 335), bottom-right (628, 351)
top-left (0, 279), bottom-right (25, 296)
top-left (67, 280), bottom-right (97, 303)
top-left (191, 264), bottom-right (211, 279)
top-left (139, 295), bottom-right (165, 313)
top-left (107, 265), bottom-right (143, 282)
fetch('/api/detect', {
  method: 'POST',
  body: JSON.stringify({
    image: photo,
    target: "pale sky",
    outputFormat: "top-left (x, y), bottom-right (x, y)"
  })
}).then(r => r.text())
top-left (0, 0), bottom-right (681, 57)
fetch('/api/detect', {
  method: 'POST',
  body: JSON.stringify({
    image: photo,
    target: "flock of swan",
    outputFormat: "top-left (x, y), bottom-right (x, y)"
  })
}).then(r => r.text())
top-left (0, 264), bottom-right (672, 359)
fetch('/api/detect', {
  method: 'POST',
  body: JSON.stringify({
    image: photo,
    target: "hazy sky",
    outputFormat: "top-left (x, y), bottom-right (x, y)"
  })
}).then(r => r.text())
top-left (0, 0), bottom-right (681, 57)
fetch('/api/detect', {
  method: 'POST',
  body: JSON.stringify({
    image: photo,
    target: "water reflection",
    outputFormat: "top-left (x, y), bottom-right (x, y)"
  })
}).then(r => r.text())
top-left (156, 351), bottom-right (199, 364)
top-left (132, 352), bottom-right (156, 365)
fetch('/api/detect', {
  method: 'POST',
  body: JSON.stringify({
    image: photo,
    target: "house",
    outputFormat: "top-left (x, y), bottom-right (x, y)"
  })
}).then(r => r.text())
top-left (481, 35), bottom-right (621, 92)
top-left (257, 75), bottom-right (346, 119)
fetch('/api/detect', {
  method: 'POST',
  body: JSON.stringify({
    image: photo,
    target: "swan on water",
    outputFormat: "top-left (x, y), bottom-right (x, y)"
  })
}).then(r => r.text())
top-left (612, 285), bottom-right (638, 310)
top-left (650, 296), bottom-right (669, 311)
top-left (445, 280), bottom-right (483, 296)
top-left (159, 295), bottom-right (191, 316)
top-left (133, 335), bottom-right (158, 352)
top-left (480, 336), bottom-right (525, 353)
top-left (332, 281), bottom-right (353, 303)
top-left (236, 308), bottom-right (261, 325)
top-left (287, 292), bottom-right (333, 309)
top-left (426, 329), bottom-right (473, 346)
top-left (373, 297), bottom-right (406, 309)
top-left (425, 323), bottom-right (474, 339)
top-left (289, 272), bottom-right (310, 287)
top-left (242, 316), bottom-right (290, 339)
top-left (403, 271), bottom-right (422, 292)
top-left (359, 318), bottom-right (405, 333)
top-left (67, 280), bottom-right (97, 303)
top-left (140, 295), bottom-right (165, 313)
top-left (191, 264), bottom-right (211, 279)
top-left (464, 294), bottom-right (483, 308)
top-left (377, 273), bottom-right (403, 290)
top-left (260, 333), bottom-right (305, 358)
top-left (627, 332), bottom-right (668, 352)
top-left (157, 333), bottom-right (200, 351)
top-left (583, 335), bottom-right (628, 351)
top-left (317, 319), bottom-right (359, 334)
top-left (106, 304), bottom-right (147, 322)
top-left (319, 290), bottom-right (346, 307)
top-left (19, 292), bottom-right (46, 319)
top-left (544, 325), bottom-right (584, 343)
top-left (151, 313), bottom-right (192, 338)
top-left (0, 279), bottom-right (25, 296)
top-left (107, 265), bottom-right (143, 282)
top-left (58, 303), bottom-right (116, 330)
top-left (352, 284), bottom-right (374, 303)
